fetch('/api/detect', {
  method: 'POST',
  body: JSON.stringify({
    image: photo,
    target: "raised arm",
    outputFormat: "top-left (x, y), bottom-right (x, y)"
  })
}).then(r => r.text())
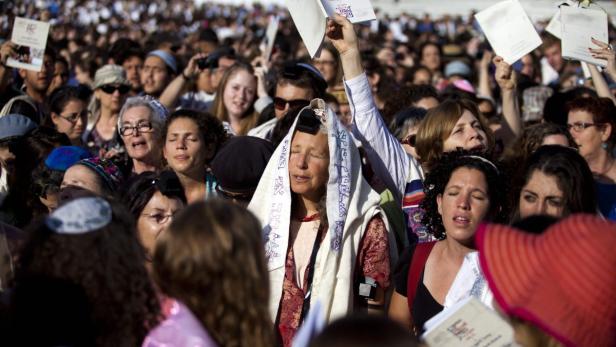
top-left (588, 38), bottom-right (616, 104)
top-left (477, 51), bottom-right (494, 100)
top-left (327, 15), bottom-right (420, 199)
top-left (493, 56), bottom-right (522, 145)
top-left (159, 53), bottom-right (206, 109)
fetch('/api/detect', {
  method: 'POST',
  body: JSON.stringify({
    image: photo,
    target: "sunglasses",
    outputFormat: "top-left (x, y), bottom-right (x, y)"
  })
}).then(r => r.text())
top-left (273, 97), bottom-right (310, 111)
top-left (100, 84), bottom-right (130, 95)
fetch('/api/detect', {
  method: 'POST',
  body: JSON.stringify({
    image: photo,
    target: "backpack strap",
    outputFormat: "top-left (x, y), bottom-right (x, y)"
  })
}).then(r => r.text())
top-left (406, 241), bottom-right (436, 313)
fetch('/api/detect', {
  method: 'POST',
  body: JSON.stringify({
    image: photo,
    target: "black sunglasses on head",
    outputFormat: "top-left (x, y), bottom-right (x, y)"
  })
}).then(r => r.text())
top-left (100, 84), bottom-right (130, 95)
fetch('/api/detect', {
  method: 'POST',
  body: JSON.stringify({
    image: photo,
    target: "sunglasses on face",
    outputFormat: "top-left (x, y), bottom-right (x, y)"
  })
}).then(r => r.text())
top-left (273, 97), bottom-right (310, 111)
top-left (100, 84), bottom-right (130, 95)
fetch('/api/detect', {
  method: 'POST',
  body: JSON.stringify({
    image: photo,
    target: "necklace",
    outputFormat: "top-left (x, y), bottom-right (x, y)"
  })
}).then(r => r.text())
top-left (296, 212), bottom-right (320, 222)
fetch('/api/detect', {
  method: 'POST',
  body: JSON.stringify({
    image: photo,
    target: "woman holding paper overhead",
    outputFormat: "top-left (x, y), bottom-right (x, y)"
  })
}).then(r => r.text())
top-left (326, 15), bottom-right (519, 244)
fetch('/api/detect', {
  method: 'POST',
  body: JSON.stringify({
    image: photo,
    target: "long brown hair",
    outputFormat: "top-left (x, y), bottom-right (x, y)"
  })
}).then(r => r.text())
top-left (211, 62), bottom-right (259, 135)
top-left (153, 199), bottom-right (273, 347)
top-left (415, 99), bottom-right (494, 168)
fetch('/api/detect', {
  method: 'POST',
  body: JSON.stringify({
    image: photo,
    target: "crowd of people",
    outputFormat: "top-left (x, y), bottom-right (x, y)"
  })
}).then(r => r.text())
top-left (0, 0), bottom-right (615, 346)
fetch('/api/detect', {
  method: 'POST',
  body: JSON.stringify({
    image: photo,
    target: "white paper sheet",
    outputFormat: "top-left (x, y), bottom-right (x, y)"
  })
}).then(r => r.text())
top-left (545, 9), bottom-right (562, 39)
top-left (263, 16), bottom-right (280, 62)
top-left (561, 6), bottom-right (608, 67)
top-left (286, 0), bottom-right (327, 58)
top-left (475, 0), bottom-right (542, 64)
top-left (6, 17), bottom-right (51, 72)
top-left (320, 0), bottom-right (376, 24)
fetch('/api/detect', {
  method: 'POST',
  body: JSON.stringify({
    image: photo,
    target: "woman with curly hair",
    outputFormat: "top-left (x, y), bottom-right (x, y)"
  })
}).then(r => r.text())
top-left (387, 150), bottom-right (505, 335)
top-left (146, 199), bottom-right (273, 347)
top-left (162, 109), bottom-right (228, 203)
top-left (3, 197), bottom-right (160, 346)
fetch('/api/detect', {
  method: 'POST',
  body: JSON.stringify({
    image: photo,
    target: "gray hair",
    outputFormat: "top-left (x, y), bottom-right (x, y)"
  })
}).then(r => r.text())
top-left (117, 96), bottom-right (169, 133)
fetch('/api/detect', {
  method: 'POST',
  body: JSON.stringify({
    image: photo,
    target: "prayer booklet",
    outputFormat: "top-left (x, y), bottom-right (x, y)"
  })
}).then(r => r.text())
top-left (561, 5), bottom-right (608, 67)
top-left (286, 0), bottom-right (375, 58)
top-left (6, 17), bottom-right (51, 72)
top-left (422, 297), bottom-right (515, 347)
top-left (475, 0), bottom-right (542, 64)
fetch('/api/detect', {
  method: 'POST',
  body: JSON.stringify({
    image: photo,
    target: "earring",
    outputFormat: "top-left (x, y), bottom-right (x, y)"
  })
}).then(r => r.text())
top-left (602, 142), bottom-right (609, 150)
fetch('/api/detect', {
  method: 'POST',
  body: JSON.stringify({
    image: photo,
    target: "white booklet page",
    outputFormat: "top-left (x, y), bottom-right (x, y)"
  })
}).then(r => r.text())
top-left (475, 0), bottom-right (542, 64)
top-left (561, 5), bottom-right (608, 67)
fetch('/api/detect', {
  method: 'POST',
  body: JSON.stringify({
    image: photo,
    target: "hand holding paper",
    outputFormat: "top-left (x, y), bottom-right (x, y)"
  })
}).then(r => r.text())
top-left (326, 14), bottom-right (359, 55)
top-left (493, 56), bottom-right (517, 91)
top-left (0, 41), bottom-right (17, 67)
top-left (589, 38), bottom-right (616, 80)
top-left (475, 0), bottom-right (542, 65)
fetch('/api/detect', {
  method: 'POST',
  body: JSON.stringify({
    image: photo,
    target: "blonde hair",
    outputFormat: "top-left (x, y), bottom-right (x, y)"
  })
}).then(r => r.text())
top-left (153, 200), bottom-right (273, 347)
top-left (415, 99), bottom-right (494, 167)
top-left (211, 62), bottom-right (259, 135)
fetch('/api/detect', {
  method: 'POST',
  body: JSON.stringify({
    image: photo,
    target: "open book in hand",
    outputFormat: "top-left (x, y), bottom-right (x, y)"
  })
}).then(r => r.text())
top-left (422, 297), bottom-right (516, 347)
top-left (286, 0), bottom-right (376, 58)
top-left (474, 0), bottom-right (542, 65)
top-left (560, 5), bottom-right (608, 67)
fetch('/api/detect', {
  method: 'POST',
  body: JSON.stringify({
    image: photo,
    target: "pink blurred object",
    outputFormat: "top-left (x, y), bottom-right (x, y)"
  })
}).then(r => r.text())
top-left (143, 299), bottom-right (217, 347)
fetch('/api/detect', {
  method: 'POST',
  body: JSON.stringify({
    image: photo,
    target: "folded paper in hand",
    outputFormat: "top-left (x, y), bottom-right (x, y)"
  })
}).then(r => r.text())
top-left (561, 5), bottom-right (608, 67)
top-left (6, 17), bottom-right (51, 72)
top-left (475, 0), bottom-right (542, 64)
top-left (422, 297), bottom-right (515, 347)
top-left (286, 0), bottom-right (375, 58)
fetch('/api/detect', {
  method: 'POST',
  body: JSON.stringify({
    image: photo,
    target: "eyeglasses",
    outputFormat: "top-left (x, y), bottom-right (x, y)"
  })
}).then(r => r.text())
top-left (141, 212), bottom-right (174, 225)
top-left (100, 84), bottom-right (130, 95)
top-left (119, 121), bottom-right (154, 136)
top-left (273, 97), bottom-right (310, 111)
top-left (58, 110), bottom-right (90, 123)
top-left (567, 122), bottom-right (602, 132)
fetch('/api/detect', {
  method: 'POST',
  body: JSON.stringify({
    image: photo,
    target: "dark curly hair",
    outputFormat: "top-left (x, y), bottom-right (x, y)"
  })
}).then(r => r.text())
top-left (153, 200), bottom-right (273, 347)
top-left (420, 150), bottom-right (506, 240)
top-left (11, 198), bottom-right (161, 346)
top-left (162, 109), bottom-right (229, 164)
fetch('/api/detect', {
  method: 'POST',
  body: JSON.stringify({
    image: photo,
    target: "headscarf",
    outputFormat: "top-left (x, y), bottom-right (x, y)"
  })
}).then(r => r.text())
top-left (249, 99), bottom-right (396, 322)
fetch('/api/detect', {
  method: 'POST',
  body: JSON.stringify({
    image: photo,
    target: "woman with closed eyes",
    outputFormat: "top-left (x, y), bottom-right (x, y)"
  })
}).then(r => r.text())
top-left (388, 151), bottom-right (505, 335)
top-left (162, 109), bottom-right (228, 203)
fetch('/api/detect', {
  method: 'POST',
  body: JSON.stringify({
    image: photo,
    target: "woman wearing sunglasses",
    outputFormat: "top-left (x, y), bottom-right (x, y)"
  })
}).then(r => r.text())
top-left (83, 64), bottom-right (131, 156)
top-left (45, 86), bottom-right (90, 147)
top-left (118, 96), bottom-right (168, 175)
top-left (566, 96), bottom-right (616, 220)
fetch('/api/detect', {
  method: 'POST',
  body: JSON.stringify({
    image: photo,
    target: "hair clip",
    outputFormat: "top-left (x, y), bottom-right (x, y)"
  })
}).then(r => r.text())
top-left (46, 197), bottom-right (112, 235)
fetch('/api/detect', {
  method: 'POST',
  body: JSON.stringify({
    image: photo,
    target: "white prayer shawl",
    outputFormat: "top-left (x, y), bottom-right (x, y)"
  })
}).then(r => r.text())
top-left (249, 99), bottom-right (395, 323)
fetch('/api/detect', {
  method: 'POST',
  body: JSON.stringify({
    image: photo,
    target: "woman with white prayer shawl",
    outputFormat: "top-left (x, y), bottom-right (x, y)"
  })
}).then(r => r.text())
top-left (248, 99), bottom-right (397, 347)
